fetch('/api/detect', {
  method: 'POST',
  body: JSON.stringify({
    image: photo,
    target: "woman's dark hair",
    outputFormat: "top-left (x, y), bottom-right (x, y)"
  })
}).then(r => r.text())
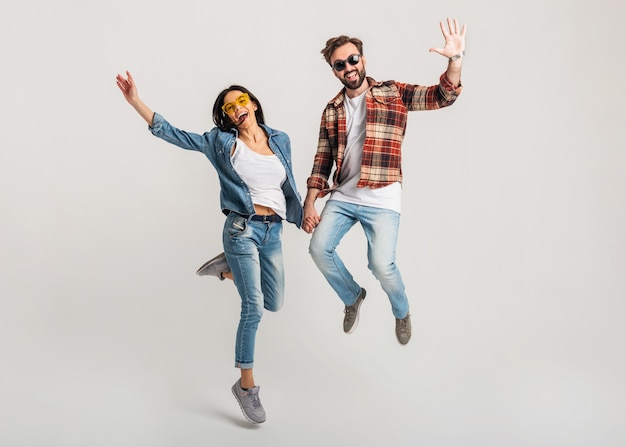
top-left (212, 85), bottom-right (265, 132)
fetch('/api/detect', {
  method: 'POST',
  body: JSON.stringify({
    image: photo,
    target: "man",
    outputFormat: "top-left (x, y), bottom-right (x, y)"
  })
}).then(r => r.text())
top-left (303, 18), bottom-right (466, 345)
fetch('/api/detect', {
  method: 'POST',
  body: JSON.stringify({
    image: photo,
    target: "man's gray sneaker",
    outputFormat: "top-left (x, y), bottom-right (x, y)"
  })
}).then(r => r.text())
top-left (231, 379), bottom-right (266, 424)
top-left (343, 288), bottom-right (366, 334)
top-left (395, 313), bottom-right (412, 345)
top-left (196, 252), bottom-right (230, 280)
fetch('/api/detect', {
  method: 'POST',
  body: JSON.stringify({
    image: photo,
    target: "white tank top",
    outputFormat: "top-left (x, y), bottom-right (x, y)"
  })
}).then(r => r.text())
top-left (231, 138), bottom-right (287, 218)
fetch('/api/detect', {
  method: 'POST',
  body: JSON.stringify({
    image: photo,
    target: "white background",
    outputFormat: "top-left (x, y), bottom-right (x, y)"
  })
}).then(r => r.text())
top-left (1, 0), bottom-right (625, 446)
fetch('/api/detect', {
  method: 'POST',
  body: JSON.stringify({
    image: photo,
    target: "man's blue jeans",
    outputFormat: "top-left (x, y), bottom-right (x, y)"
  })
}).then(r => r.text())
top-left (223, 212), bottom-right (284, 369)
top-left (309, 200), bottom-right (409, 319)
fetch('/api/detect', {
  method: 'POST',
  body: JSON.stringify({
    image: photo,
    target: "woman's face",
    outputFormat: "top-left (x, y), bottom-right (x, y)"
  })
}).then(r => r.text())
top-left (222, 90), bottom-right (257, 128)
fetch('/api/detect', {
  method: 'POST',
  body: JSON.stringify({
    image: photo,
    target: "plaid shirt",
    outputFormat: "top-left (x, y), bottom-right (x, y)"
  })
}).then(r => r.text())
top-left (307, 73), bottom-right (462, 196)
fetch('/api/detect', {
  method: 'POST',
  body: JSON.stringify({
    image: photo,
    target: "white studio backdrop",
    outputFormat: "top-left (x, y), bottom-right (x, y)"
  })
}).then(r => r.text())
top-left (1, 0), bottom-right (625, 446)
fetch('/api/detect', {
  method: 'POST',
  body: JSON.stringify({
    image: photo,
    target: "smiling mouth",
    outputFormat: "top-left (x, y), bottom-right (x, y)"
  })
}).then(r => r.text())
top-left (236, 111), bottom-right (248, 124)
top-left (345, 70), bottom-right (358, 81)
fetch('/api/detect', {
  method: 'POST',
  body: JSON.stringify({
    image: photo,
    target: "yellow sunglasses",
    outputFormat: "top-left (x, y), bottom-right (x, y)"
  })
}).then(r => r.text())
top-left (221, 93), bottom-right (250, 115)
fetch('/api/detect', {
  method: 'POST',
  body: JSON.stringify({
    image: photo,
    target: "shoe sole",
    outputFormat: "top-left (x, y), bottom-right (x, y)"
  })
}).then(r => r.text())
top-left (196, 253), bottom-right (227, 276)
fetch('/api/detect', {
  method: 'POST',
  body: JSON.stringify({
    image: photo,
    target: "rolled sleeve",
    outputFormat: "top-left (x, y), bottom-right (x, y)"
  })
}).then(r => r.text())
top-left (148, 112), bottom-right (165, 134)
top-left (439, 72), bottom-right (463, 97)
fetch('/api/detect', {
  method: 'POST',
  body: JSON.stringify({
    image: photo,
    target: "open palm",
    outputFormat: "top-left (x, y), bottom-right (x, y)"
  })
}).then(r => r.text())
top-left (429, 18), bottom-right (466, 58)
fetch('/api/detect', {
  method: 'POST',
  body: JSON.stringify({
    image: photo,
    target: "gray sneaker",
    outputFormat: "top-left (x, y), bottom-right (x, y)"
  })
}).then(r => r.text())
top-left (343, 288), bottom-right (366, 334)
top-left (196, 252), bottom-right (230, 280)
top-left (231, 379), bottom-right (266, 424)
top-left (395, 313), bottom-right (412, 345)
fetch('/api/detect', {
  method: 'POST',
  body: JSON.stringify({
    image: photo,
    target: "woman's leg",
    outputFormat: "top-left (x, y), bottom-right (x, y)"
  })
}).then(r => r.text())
top-left (222, 213), bottom-right (265, 370)
top-left (258, 221), bottom-right (285, 312)
top-left (238, 220), bottom-right (284, 388)
top-left (240, 368), bottom-right (255, 388)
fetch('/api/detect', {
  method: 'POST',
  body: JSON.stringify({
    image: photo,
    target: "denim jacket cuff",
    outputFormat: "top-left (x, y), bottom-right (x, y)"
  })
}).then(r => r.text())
top-left (149, 112), bottom-right (164, 134)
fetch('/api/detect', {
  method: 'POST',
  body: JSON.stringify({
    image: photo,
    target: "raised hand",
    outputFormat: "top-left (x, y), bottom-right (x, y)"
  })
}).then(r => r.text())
top-left (116, 70), bottom-right (139, 105)
top-left (429, 18), bottom-right (466, 59)
top-left (115, 70), bottom-right (155, 126)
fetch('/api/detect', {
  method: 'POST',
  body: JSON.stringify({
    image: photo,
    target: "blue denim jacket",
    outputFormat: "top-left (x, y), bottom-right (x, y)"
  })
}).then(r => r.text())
top-left (149, 112), bottom-right (303, 228)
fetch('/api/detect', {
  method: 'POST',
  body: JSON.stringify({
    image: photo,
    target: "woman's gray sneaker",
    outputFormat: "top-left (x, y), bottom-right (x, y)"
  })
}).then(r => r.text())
top-left (231, 379), bottom-right (266, 424)
top-left (196, 252), bottom-right (230, 280)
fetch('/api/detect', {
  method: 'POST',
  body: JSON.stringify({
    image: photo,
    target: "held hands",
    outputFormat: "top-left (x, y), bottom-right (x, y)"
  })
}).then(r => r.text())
top-left (429, 18), bottom-right (467, 60)
top-left (302, 204), bottom-right (321, 234)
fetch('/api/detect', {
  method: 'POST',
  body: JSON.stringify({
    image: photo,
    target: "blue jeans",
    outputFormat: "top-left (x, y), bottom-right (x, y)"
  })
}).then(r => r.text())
top-left (222, 212), bottom-right (284, 369)
top-left (309, 200), bottom-right (409, 319)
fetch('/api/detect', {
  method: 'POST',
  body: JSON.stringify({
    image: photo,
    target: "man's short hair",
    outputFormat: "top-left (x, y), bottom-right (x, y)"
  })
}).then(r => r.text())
top-left (320, 35), bottom-right (364, 65)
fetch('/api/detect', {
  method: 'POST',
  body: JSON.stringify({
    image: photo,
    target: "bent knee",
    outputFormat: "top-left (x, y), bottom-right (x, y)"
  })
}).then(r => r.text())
top-left (265, 302), bottom-right (283, 313)
top-left (309, 237), bottom-right (332, 261)
top-left (263, 293), bottom-right (284, 312)
top-left (308, 239), bottom-right (322, 260)
top-left (369, 260), bottom-right (396, 278)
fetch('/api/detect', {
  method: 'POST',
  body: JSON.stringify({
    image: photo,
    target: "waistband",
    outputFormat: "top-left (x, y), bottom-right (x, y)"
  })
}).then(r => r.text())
top-left (250, 214), bottom-right (282, 223)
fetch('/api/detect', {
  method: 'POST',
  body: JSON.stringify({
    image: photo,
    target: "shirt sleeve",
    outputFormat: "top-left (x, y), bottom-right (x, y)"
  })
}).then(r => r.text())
top-left (149, 112), bottom-right (211, 153)
top-left (397, 73), bottom-right (461, 111)
top-left (306, 108), bottom-right (334, 193)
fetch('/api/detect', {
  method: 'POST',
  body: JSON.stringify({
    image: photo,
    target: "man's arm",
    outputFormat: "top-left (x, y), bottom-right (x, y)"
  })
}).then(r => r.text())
top-left (303, 108), bottom-right (337, 233)
top-left (445, 57), bottom-right (463, 88)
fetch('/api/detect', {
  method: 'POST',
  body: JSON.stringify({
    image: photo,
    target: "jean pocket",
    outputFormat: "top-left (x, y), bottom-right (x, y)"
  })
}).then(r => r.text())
top-left (227, 213), bottom-right (248, 237)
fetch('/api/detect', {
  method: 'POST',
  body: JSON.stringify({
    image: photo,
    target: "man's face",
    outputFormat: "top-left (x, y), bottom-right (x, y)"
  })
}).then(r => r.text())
top-left (330, 43), bottom-right (367, 91)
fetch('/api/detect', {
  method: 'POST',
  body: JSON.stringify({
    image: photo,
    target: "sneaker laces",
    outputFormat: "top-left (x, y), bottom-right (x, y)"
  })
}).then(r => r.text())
top-left (397, 316), bottom-right (410, 334)
top-left (249, 393), bottom-right (262, 409)
top-left (344, 304), bottom-right (356, 318)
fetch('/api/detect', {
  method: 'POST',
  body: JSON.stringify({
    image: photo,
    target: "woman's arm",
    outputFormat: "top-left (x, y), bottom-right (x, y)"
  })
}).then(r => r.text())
top-left (116, 70), bottom-right (155, 126)
top-left (116, 70), bottom-right (211, 153)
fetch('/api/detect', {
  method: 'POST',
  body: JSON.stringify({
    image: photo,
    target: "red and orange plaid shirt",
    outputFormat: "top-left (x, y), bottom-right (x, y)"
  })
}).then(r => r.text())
top-left (307, 73), bottom-right (462, 197)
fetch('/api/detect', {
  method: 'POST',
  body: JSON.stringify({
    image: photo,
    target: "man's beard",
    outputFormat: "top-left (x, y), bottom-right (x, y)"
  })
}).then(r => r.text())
top-left (341, 67), bottom-right (366, 90)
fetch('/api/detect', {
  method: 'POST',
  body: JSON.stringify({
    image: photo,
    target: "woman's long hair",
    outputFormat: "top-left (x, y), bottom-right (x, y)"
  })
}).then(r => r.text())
top-left (212, 85), bottom-right (266, 132)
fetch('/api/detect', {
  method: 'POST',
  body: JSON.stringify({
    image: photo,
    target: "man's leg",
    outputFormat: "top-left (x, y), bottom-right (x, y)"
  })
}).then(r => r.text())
top-left (309, 200), bottom-right (362, 306)
top-left (359, 206), bottom-right (411, 344)
top-left (359, 206), bottom-right (410, 320)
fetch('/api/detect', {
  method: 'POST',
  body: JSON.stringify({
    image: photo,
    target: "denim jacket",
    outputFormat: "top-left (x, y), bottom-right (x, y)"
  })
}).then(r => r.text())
top-left (149, 112), bottom-right (303, 228)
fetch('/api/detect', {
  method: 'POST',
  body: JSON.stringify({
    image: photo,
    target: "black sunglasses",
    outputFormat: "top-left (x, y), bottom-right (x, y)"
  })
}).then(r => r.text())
top-left (332, 54), bottom-right (361, 71)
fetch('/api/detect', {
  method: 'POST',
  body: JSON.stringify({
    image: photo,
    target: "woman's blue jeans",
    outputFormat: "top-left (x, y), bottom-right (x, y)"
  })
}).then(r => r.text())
top-left (223, 212), bottom-right (284, 369)
top-left (309, 200), bottom-right (409, 319)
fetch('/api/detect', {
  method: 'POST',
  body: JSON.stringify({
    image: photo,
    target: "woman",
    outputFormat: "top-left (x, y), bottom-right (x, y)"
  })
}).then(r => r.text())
top-left (116, 71), bottom-right (303, 424)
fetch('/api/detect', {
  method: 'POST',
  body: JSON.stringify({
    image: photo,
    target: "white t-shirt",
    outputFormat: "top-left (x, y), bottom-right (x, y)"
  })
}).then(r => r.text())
top-left (231, 138), bottom-right (287, 218)
top-left (331, 91), bottom-right (402, 213)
